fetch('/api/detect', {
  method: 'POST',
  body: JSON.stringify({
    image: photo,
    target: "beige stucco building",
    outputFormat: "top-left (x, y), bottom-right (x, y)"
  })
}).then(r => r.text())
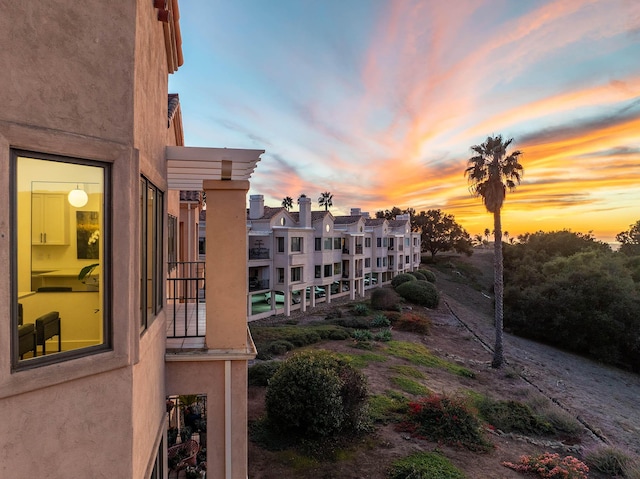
top-left (0, 1), bottom-right (260, 477)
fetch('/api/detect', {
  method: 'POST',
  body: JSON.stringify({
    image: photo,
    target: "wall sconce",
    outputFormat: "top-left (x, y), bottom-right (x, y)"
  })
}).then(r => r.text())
top-left (68, 185), bottom-right (88, 208)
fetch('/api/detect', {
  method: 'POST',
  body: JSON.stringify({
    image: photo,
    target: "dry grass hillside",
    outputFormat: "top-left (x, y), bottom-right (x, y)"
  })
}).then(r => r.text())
top-left (247, 249), bottom-right (640, 478)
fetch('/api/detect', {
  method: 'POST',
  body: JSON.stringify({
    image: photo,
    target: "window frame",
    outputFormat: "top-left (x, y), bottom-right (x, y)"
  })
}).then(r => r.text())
top-left (10, 149), bottom-right (112, 370)
top-left (140, 176), bottom-right (164, 334)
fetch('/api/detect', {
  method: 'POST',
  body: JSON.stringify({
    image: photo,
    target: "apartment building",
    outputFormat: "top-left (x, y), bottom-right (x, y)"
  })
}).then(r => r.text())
top-left (1, 1), bottom-right (261, 478)
top-left (245, 195), bottom-right (422, 320)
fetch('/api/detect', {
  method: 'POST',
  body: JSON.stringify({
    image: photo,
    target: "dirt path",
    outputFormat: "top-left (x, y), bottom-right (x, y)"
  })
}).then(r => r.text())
top-left (435, 251), bottom-right (640, 455)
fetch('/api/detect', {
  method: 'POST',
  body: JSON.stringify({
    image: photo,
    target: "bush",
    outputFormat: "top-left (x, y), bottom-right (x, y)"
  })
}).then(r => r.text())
top-left (389, 452), bottom-right (466, 479)
top-left (370, 288), bottom-right (401, 311)
top-left (248, 361), bottom-right (282, 386)
top-left (418, 269), bottom-right (437, 283)
top-left (585, 445), bottom-right (639, 477)
top-left (352, 303), bottom-right (369, 316)
top-left (409, 271), bottom-right (427, 281)
top-left (396, 280), bottom-right (440, 308)
top-left (373, 329), bottom-right (392, 342)
top-left (404, 394), bottom-right (491, 451)
top-left (475, 398), bottom-right (553, 436)
top-left (371, 313), bottom-right (391, 328)
top-left (265, 350), bottom-right (368, 438)
top-left (394, 312), bottom-right (431, 334)
top-left (503, 453), bottom-right (588, 479)
top-left (391, 273), bottom-right (417, 288)
top-left (352, 329), bottom-right (373, 342)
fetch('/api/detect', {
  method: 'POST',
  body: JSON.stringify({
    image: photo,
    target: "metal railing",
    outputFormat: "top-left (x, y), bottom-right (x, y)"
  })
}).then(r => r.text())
top-left (167, 261), bottom-right (205, 338)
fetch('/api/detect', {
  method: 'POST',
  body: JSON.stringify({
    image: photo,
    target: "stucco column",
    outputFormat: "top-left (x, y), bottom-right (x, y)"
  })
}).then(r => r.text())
top-left (203, 180), bottom-right (249, 350)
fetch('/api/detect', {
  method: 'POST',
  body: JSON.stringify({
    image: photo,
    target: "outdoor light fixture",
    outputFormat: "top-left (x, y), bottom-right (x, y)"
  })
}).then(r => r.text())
top-left (68, 185), bottom-right (88, 207)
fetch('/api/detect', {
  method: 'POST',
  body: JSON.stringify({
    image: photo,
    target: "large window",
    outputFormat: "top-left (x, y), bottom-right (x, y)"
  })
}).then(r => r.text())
top-left (140, 177), bottom-right (164, 333)
top-left (291, 267), bottom-right (302, 282)
top-left (314, 237), bottom-right (321, 251)
top-left (276, 237), bottom-right (285, 253)
top-left (291, 237), bottom-right (302, 252)
top-left (12, 150), bottom-right (110, 367)
top-left (365, 237), bottom-right (371, 248)
top-left (324, 264), bottom-right (332, 277)
top-left (324, 237), bottom-right (332, 250)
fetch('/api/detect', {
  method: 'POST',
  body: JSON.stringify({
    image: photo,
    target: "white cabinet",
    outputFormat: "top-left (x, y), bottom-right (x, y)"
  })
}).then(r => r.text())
top-left (32, 193), bottom-right (69, 245)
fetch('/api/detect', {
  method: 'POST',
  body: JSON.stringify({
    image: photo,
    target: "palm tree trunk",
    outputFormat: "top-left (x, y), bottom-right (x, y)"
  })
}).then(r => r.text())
top-left (492, 209), bottom-right (504, 368)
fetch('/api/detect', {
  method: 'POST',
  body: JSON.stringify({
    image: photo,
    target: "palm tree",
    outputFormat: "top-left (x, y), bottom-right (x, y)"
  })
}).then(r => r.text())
top-left (281, 196), bottom-right (293, 211)
top-left (318, 191), bottom-right (333, 211)
top-left (504, 231), bottom-right (510, 243)
top-left (465, 135), bottom-right (523, 368)
top-left (484, 228), bottom-right (490, 243)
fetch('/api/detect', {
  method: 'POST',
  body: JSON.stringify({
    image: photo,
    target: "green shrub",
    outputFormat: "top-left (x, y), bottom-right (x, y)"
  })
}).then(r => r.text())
top-left (327, 317), bottom-right (371, 329)
top-left (352, 303), bottom-right (369, 316)
top-left (328, 328), bottom-right (350, 340)
top-left (248, 361), bottom-right (282, 386)
top-left (352, 329), bottom-right (373, 342)
top-left (371, 313), bottom-right (391, 328)
top-left (475, 397), bottom-right (553, 436)
top-left (394, 312), bottom-right (431, 334)
top-left (396, 280), bottom-right (440, 308)
top-left (404, 394), bottom-right (491, 451)
top-left (389, 452), bottom-right (466, 479)
top-left (373, 329), bottom-right (392, 342)
top-left (265, 350), bottom-right (368, 438)
top-left (370, 288), bottom-right (402, 311)
top-left (267, 339), bottom-right (294, 355)
top-left (585, 445), bottom-right (639, 477)
top-left (418, 269), bottom-right (437, 283)
top-left (325, 308), bottom-right (343, 319)
top-left (409, 271), bottom-right (427, 281)
top-left (391, 273), bottom-right (417, 288)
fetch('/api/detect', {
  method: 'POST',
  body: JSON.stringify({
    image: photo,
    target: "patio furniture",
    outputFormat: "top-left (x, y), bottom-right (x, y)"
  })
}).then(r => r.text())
top-left (168, 439), bottom-right (199, 477)
top-left (35, 311), bottom-right (61, 355)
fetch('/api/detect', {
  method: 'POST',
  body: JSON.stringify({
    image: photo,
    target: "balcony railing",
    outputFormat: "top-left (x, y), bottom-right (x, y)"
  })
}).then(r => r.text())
top-left (167, 261), bottom-right (205, 338)
top-left (249, 247), bottom-right (270, 260)
top-left (249, 278), bottom-right (270, 292)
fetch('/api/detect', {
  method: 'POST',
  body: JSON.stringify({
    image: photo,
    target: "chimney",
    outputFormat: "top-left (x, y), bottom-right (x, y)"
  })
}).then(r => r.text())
top-left (350, 208), bottom-right (361, 216)
top-left (298, 195), bottom-right (312, 228)
top-left (249, 194), bottom-right (264, 219)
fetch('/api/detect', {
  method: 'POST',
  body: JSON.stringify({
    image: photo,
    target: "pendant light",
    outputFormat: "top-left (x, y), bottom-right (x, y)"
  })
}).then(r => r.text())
top-left (68, 185), bottom-right (88, 207)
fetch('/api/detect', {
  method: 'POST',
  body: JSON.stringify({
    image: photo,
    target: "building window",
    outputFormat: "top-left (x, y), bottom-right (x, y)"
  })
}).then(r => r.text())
top-left (365, 237), bottom-right (371, 248)
top-left (168, 214), bottom-right (177, 272)
top-left (365, 258), bottom-right (371, 268)
top-left (324, 237), bottom-right (332, 250)
top-left (405, 255), bottom-right (410, 264)
top-left (333, 262), bottom-right (341, 275)
top-left (333, 237), bottom-right (341, 249)
top-left (383, 237), bottom-right (388, 247)
top-left (315, 265), bottom-right (321, 278)
top-left (405, 237), bottom-right (410, 246)
top-left (277, 268), bottom-right (285, 283)
top-left (291, 267), bottom-right (302, 282)
top-left (291, 237), bottom-right (302, 252)
top-left (199, 237), bottom-right (206, 256)
top-left (276, 237), bottom-right (285, 253)
top-left (141, 177), bottom-right (164, 332)
top-left (376, 238), bottom-right (382, 247)
top-left (12, 150), bottom-right (110, 366)
top-left (376, 257), bottom-right (382, 268)
top-left (315, 237), bottom-right (321, 251)
top-left (383, 257), bottom-right (387, 267)
top-left (324, 264), bottom-right (332, 277)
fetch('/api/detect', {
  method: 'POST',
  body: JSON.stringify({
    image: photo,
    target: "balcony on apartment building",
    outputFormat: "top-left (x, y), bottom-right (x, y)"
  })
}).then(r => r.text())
top-left (166, 261), bottom-right (206, 349)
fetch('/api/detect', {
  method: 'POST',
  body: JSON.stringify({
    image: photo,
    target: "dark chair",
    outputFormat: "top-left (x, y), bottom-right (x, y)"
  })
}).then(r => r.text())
top-left (35, 311), bottom-right (61, 355)
top-left (18, 323), bottom-right (37, 359)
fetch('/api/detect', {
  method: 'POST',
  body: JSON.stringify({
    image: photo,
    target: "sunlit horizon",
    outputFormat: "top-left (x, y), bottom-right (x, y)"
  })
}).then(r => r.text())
top-left (170, 0), bottom-right (640, 244)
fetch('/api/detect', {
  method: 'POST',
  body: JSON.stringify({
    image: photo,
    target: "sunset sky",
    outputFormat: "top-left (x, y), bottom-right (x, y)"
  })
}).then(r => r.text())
top-left (169, 0), bottom-right (640, 244)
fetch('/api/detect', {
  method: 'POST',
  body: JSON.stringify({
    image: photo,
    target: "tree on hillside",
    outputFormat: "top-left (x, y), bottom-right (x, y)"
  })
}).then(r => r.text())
top-left (616, 220), bottom-right (640, 256)
top-left (465, 134), bottom-right (523, 368)
top-left (413, 209), bottom-right (473, 259)
top-left (318, 191), bottom-right (333, 211)
top-left (282, 196), bottom-right (293, 211)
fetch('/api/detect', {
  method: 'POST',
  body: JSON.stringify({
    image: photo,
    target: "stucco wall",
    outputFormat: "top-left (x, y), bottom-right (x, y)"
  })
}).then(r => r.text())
top-left (0, 0), bottom-right (178, 478)
top-left (0, 0), bottom-right (136, 143)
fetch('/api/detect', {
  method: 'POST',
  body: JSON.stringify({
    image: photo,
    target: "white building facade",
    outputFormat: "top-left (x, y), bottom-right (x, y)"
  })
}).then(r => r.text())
top-left (245, 195), bottom-right (422, 320)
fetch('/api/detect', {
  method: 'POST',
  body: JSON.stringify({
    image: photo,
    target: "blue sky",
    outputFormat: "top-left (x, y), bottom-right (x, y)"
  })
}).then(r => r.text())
top-left (169, 0), bottom-right (640, 242)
